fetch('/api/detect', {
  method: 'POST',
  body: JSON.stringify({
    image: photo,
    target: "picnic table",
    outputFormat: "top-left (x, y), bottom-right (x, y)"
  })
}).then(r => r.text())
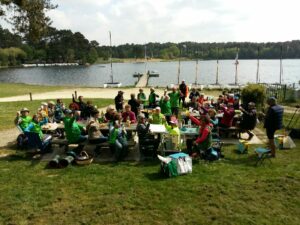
top-left (180, 127), bottom-right (198, 136)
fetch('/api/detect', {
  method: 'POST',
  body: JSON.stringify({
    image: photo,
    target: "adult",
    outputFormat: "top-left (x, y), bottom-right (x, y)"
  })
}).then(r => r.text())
top-left (168, 87), bottom-right (181, 117)
top-left (185, 96), bottom-right (199, 111)
top-left (179, 80), bottom-right (188, 105)
top-left (86, 109), bottom-right (108, 144)
top-left (137, 88), bottom-right (147, 105)
top-left (84, 100), bottom-right (96, 119)
top-left (264, 97), bottom-right (284, 157)
top-left (24, 114), bottom-right (49, 141)
top-left (189, 88), bottom-right (200, 101)
top-left (15, 108), bottom-right (32, 131)
top-left (159, 95), bottom-right (172, 122)
top-left (47, 101), bottom-right (56, 123)
top-left (114, 91), bottom-right (124, 112)
top-left (63, 110), bottom-right (87, 146)
top-left (109, 120), bottom-right (128, 161)
top-left (148, 88), bottom-right (159, 108)
top-left (149, 107), bottom-right (165, 125)
top-left (104, 106), bottom-right (115, 122)
top-left (122, 104), bottom-right (137, 123)
top-left (73, 95), bottom-right (87, 118)
top-left (239, 102), bottom-right (257, 140)
top-left (219, 103), bottom-right (235, 128)
top-left (128, 93), bottom-right (140, 117)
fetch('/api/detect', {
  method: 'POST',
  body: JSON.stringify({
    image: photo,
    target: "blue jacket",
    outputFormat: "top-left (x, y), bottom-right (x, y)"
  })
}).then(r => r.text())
top-left (264, 105), bottom-right (284, 130)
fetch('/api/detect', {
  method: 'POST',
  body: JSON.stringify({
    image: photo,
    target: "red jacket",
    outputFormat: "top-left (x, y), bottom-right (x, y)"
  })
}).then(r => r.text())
top-left (220, 107), bottom-right (235, 127)
top-left (190, 116), bottom-right (211, 144)
top-left (122, 111), bottom-right (137, 123)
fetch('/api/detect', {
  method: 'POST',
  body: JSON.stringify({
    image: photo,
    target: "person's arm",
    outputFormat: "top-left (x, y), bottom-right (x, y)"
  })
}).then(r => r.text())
top-left (189, 115), bottom-right (201, 126)
top-left (24, 123), bottom-right (34, 133)
top-left (39, 117), bottom-right (48, 126)
top-left (130, 112), bottom-right (136, 123)
top-left (195, 127), bottom-right (209, 144)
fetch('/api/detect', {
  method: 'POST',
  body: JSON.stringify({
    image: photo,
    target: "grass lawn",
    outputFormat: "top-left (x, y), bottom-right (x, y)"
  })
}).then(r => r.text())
top-left (0, 83), bottom-right (71, 98)
top-left (0, 99), bottom-right (113, 131)
top-left (0, 142), bottom-right (299, 225)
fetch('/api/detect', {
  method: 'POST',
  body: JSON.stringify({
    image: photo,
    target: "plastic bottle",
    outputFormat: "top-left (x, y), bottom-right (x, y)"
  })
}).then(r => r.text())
top-left (188, 119), bottom-right (191, 128)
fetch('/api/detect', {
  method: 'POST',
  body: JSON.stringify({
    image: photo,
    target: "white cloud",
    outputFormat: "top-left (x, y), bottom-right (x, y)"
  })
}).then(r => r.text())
top-left (2, 0), bottom-right (299, 44)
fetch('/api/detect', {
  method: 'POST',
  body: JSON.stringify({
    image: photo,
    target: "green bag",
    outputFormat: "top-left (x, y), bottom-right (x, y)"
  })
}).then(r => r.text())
top-left (161, 160), bottom-right (178, 178)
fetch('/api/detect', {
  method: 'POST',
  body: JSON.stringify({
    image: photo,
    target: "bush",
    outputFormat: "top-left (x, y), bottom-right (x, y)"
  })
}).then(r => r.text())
top-left (241, 84), bottom-right (266, 109)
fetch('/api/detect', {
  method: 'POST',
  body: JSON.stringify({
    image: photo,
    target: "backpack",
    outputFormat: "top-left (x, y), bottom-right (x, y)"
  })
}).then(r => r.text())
top-left (203, 147), bottom-right (220, 161)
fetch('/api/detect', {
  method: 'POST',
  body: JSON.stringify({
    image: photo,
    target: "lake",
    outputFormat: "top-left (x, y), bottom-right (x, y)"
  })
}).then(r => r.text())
top-left (0, 59), bottom-right (299, 87)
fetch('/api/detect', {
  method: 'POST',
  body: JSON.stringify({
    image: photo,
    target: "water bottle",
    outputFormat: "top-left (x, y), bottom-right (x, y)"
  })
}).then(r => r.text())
top-left (188, 119), bottom-right (191, 128)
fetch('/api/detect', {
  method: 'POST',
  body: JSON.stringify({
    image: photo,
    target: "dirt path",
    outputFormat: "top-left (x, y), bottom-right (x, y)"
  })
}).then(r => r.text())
top-left (0, 87), bottom-right (169, 102)
top-left (0, 127), bottom-right (21, 148)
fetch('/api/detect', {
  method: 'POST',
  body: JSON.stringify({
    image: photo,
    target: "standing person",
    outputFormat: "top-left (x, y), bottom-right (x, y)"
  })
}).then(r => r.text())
top-left (137, 88), bottom-right (147, 105)
top-left (128, 93), bottom-right (140, 117)
top-left (239, 102), bottom-right (257, 140)
top-left (159, 95), bottom-right (172, 122)
top-left (264, 97), bottom-right (284, 157)
top-left (115, 91), bottom-right (124, 112)
top-left (15, 108), bottom-right (32, 131)
top-left (148, 88), bottom-right (159, 108)
top-left (168, 87), bottom-right (181, 117)
top-left (179, 80), bottom-right (188, 106)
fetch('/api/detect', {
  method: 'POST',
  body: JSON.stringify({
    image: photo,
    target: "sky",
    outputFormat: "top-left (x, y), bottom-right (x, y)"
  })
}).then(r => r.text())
top-left (2, 0), bottom-right (300, 45)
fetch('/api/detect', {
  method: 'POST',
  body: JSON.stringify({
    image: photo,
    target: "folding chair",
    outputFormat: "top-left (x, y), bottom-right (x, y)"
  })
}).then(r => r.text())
top-left (255, 147), bottom-right (272, 166)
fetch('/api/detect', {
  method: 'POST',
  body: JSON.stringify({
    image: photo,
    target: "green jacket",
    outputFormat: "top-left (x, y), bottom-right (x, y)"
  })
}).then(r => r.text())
top-left (63, 117), bottom-right (84, 143)
top-left (168, 92), bottom-right (180, 108)
top-left (16, 115), bottom-right (32, 131)
top-left (149, 92), bottom-right (157, 105)
top-left (150, 113), bottom-right (165, 124)
top-left (109, 128), bottom-right (120, 144)
top-left (159, 99), bottom-right (172, 115)
top-left (137, 93), bottom-right (147, 104)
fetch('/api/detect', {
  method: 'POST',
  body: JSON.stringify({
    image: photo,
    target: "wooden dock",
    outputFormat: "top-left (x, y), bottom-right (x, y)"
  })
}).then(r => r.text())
top-left (135, 73), bottom-right (149, 88)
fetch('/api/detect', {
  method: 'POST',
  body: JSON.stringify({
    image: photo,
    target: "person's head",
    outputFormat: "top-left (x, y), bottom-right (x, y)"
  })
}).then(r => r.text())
top-left (138, 114), bottom-right (146, 124)
top-left (172, 87), bottom-right (177, 93)
top-left (248, 102), bottom-right (255, 109)
top-left (91, 109), bottom-right (99, 118)
top-left (150, 87), bottom-right (155, 93)
top-left (200, 115), bottom-right (210, 127)
top-left (78, 96), bottom-right (83, 102)
top-left (65, 109), bottom-right (74, 118)
top-left (208, 109), bottom-right (216, 118)
top-left (124, 104), bottom-right (131, 112)
top-left (41, 102), bottom-right (48, 110)
top-left (267, 97), bottom-right (276, 106)
top-left (181, 80), bottom-right (185, 84)
top-left (57, 99), bottom-right (62, 104)
top-left (130, 93), bottom-right (135, 100)
top-left (20, 108), bottom-right (29, 116)
top-left (228, 102), bottom-right (234, 108)
top-left (139, 88), bottom-right (144, 93)
top-left (48, 101), bottom-right (55, 108)
top-left (106, 105), bottom-right (114, 114)
top-left (200, 93), bottom-right (204, 98)
top-left (118, 91), bottom-right (124, 96)
top-left (164, 95), bottom-right (170, 102)
top-left (191, 88), bottom-right (195, 93)
top-left (155, 106), bottom-right (161, 114)
top-left (169, 116), bottom-right (178, 127)
top-left (32, 114), bottom-right (39, 123)
top-left (87, 100), bottom-right (92, 106)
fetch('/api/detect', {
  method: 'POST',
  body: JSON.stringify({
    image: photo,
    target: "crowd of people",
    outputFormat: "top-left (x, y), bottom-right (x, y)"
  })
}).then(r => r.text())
top-left (15, 81), bottom-right (284, 159)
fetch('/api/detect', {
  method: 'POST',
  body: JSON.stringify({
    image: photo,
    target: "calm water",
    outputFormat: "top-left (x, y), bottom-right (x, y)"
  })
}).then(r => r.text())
top-left (0, 59), bottom-right (299, 87)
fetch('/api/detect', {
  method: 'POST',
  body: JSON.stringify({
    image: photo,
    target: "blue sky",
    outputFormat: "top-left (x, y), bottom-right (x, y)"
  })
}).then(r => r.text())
top-left (2, 0), bottom-right (299, 45)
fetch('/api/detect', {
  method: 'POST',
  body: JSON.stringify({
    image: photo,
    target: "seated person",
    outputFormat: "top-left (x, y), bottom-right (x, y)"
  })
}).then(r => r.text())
top-left (63, 110), bottom-right (87, 145)
top-left (164, 116), bottom-right (181, 150)
top-left (199, 103), bottom-right (211, 115)
top-left (238, 102), bottom-right (257, 140)
top-left (159, 95), bottom-right (172, 122)
top-left (227, 93), bottom-right (235, 104)
top-left (149, 107), bottom-right (165, 124)
top-left (73, 95), bottom-right (87, 118)
top-left (198, 93), bottom-right (207, 106)
top-left (208, 109), bottom-right (219, 137)
top-left (104, 106), bottom-right (115, 122)
top-left (219, 103), bottom-right (235, 128)
top-left (109, 120), bottom-right (128, 161)
top-left (24, 114), bottom-right (52, 152)
top-left (84, 100), bottom-right (96, 119)
top-left (233, 97), bottom-right (240, 110)
top-left (86, 109), bottom-right (108, 144)
top-left (39, 102), bottom-right (49, 121)
top-left (54, 99), bottom-right (65, 122)
top-left (47, 101), bottom-right (56, 123)
top-left (189, 88), bottom-right (200, 101)
top-left (184, 96), bottom-right (199, 111)
top-left (137, 114), bottom-right (159, 157)
top-left (122, 104), bottom-right (137, 124)
top-left (15, 108), bottom-right (32, 131)
top-left (188, 114), bottom-right (212, 157)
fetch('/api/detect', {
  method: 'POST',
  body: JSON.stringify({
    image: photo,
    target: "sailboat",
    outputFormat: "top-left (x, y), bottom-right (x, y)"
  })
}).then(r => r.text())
top-left (104, 31), bottom-right (122, 88)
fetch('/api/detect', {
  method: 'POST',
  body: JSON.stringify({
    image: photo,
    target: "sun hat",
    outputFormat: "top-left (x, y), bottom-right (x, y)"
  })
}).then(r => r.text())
top-left (20, 108), bottom-right (29, 112)
top-left (41, 102), bottom-right (48, 106)
top-left (48, 101), bottom-right (55, 105)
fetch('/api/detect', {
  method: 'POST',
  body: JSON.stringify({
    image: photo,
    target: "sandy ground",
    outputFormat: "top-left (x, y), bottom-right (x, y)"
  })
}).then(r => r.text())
top-left (0, 87), bottom-right (169, 102)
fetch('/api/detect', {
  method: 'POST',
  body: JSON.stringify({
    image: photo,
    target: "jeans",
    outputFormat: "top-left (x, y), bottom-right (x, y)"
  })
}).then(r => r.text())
top-left (111, 137), bottom-right (128, 160)
top-left (89, 136), bottom-right (108, 144)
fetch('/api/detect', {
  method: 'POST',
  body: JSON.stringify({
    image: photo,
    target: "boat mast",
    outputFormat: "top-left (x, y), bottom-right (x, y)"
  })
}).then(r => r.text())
top-left (215, 47), bottom-right (219, 85)
top-left (177, 49), bottom-right (181, 85)
top-left (234, 47), bottom-right (239, 85)
top-left (144, 45), bottom-right (147, 74)
top-left (256, 47), bottom-right (260, 83)
top-left (279, 45), bottom-right (283, 84)
top-left (109, 31), bottom-right (113, 83)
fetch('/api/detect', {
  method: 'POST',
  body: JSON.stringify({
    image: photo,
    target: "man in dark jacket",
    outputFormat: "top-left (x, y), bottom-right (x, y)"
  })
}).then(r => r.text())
top-left (115, 91), bottom-right (124, 112)
top-left (128, 93), bottom-right (140, 117)
top-left (179, 80), bottom-right (187, 105)
top-left (264, 97), bottom-right (284, 157)
top-left (239, 102), bottom-right (257, 140)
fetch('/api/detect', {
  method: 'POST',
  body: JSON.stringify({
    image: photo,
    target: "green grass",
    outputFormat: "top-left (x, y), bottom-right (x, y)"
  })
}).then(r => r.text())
top-left (0, 99), bottom-right (113, 131)
top-left (0, 83), bottom-right (70, 98)
top-left (0, 143), bottom-right (299, 225)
